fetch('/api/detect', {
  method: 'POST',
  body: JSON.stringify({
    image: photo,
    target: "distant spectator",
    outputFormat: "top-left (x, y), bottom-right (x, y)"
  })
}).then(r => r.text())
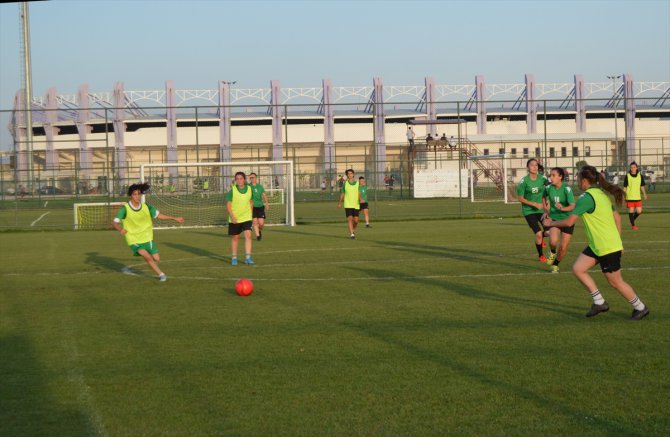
top-left (649, 172), bottom-right (656, 191)
top-left (338, 175), bottom-right (345, 190)
top-left (321, 178), bottom-right (327, 193)
top-left (406, 126), bottom-right (415, 146)
top-left (448, 136), bottom-right (457, 148)
top-left (19, 184), bottom-right (26, 199)
top-left (426, 133), bottom-right (434, 142)
top-left (440, 133), bottom-right (447, 140)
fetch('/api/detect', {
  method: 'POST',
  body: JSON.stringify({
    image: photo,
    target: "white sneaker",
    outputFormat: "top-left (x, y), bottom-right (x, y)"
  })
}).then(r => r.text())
top-left (159, 274), bottom-right (167, 282)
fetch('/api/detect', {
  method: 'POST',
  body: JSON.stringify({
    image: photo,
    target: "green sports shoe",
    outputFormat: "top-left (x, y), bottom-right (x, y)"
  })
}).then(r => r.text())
top-left (546, 252), bottom-right (556, 265)
top-left (550, 265), bottom-right (559, 274)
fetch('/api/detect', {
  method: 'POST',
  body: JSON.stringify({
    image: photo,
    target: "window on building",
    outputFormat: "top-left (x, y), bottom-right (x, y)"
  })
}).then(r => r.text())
top-left (561, 147), bottom-right (567, 157)
top-left (535, 147), bottom-right (541, 157)
top-left (585, 146), bottom-right (591, 157)
top-left (484, 149), bottom-right (489, 155)
top-left (549, 147), bottom-right (555, 157)
top-left (523, 148), bottom-right (529, 157)
top-left (511, 169), bottom-right (517, 177)
top-left (511, 148), bottom-right (517, 157)
top-left (498, 148), bottom-right (505, 155)
top-left (572, 147), bottom-right (579, 157)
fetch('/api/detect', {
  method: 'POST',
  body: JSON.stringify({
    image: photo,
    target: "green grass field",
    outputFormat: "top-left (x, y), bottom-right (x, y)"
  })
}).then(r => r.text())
top-left (1, 214), bottom-right (669, 435)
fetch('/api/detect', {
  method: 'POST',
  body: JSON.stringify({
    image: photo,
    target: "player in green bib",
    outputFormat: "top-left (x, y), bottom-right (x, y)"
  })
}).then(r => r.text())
top-left (543, 166), bottom-right (649, 320)
top-left (226, 172), bottom-right (255, 265)
top-left (249, 172), bottom-right (270, 241)
top-left (358, 176), bottom-right (371, 228)
top-left (337, 168), bottom-right (362, 239)
top-left (542, 168), bottom-right (576, 273)
top-left (623, 161), bottom-right (647, 230)
top-left (515, 158), bottom-right (550, 262)
top-left (112, 183), bottom-right (184, 281)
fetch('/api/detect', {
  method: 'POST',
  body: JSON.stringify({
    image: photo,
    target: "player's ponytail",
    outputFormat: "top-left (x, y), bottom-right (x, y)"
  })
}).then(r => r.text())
top-left (578, 165), bottom-right (624, 206)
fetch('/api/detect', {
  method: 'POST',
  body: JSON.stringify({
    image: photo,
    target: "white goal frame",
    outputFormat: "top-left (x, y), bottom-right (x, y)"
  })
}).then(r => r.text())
top-left (140, 160), bottom-right (295, 228)
top-left (468, 154), bottom-right (511, 203)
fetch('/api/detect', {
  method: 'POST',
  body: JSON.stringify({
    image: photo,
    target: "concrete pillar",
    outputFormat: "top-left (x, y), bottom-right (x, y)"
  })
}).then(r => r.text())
top-left (525, 74), bottom-right (536, 134)
top-left (270, 80), bottom-right (283, 162)
top-left (373, 77), bottom-right (386, 184)
top-left (623, 74), bottom-right (636, 162)
top-left (113, 82), bottom-right (127, 184)
top-left (476, 75), bottom-right (486, 134)
top-left (76, 84), bottom-right (92, 178)
top-left (165, 80), bottom-right (178, 182)
top-left (44, 87), bottom-right (59, 169)
top-left (322, 79), bottom-right (335, 175)
top-left (574, 75), bottom-right (586, 133)
top-left (425, 77), bottom-right (437, 137)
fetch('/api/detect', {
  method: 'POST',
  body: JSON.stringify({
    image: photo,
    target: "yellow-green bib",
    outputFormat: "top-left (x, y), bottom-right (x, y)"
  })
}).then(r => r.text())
top-left (343, 180), bottom-right (360, 209)
top-left (625, 173), bottom-right (642, 201)
top-left (123, 202), bottom-right (154, 245)
top-left (582, 188), bottom-right (623, 256)
top-left (230, 185), bottom-right (252, 223)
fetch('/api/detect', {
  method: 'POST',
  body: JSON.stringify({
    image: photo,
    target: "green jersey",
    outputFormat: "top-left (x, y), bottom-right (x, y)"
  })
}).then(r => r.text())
top-left (115, 202), bottom-right (159, 245)
top-left (250, 183), bottom-right (266, 207)
top-left (544, 183), bottom-right (575, 221)
top-left (516, 174), bottom-right (548, 216)
top-left (571, 188), bottom-right (623, 256)
top-left (226, 184), bottom-right (252, 223)
top-left (359, 185), bottom-right (368, 203)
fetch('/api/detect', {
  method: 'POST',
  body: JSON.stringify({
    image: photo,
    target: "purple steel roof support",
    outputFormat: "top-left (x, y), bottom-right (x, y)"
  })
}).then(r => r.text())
top-left (44, 87), bottom-right (59, 169)
top-left (322, 79), bottom-right (335, 173)
top-left (525, 74), bottom-right (536, 134)
top-left (373, 77), bottom-right (386, 185)
top-left (476, 75), bottom-right (486, 134)
top-left (76, 84), bottom-right (92, 177)
top-left (218, 81), bottom-right (231, 163)
top-left (425, 77), bottom-right (437, 137)
top-left (165, 81), bottom-right (178, 180)
top-left (113, 82), bottom-right (127, 182)
top-left (574, 75), bottom-right (586, 133)
top-left (12, 91), bottom-right (28, 181)
top-left (623, 74), bottom-right (636, 161)
top-left (270, 80), bottom-right (283, 161)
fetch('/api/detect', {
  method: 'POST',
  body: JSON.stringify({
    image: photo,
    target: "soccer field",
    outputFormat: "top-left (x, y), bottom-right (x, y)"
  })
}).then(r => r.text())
top-left (1, 215), bottom-right (669, 435)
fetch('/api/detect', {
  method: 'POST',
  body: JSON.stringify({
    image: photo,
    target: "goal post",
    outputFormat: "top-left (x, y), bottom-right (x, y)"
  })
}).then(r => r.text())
top-left (139, 160), bottom-right (295, 229)
top-left (74, 201), bottom-right (126, 230)
top-left (468, 154), bottom-right (514, 203)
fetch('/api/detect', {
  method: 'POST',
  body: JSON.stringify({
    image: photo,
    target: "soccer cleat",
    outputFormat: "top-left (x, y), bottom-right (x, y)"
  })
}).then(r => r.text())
top-left (244, 257), bottom-right (255, 265)
top-left (630, 306), bottom-right (649, 320)
top-left (539, 255), bottom-right (547, 263)
top-left (159, 274), bottom-right (167, 282)
top-left (550, 265), bottom-right (559, 274)
top-left (365, 223), bottom-right (371, 228)
top-left (231, 258), bottom-right (238, 266)
top-left (256, 235), bottom-right (261, 241)
top-left (585, 301), bottom-right (610, 317)
top-left (631, 225), bottom-right (638, 230)
top-left (350, 233), bottom-right (356, 240)
top-left (546, 252), bottom-right (556, 265)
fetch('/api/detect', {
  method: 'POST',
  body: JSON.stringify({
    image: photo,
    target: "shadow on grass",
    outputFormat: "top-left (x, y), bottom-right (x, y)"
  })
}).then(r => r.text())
top-left (163, 242), bottom-right (227, 262)
top-left (0, 335), bottom-right (92, 435)
top-left (85, 251), bottom-right (127, 273)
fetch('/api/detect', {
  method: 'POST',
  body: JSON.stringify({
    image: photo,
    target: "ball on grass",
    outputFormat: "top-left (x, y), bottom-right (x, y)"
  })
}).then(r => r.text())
top-left (235, 278), bottom-right (254, 296)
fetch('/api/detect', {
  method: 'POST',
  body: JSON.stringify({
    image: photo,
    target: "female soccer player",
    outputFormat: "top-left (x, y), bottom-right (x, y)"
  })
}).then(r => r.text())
top-left (543, 166), bottom-right (649, 320)
top-left (112, 183), bottom-right (185, 281)
top-left (623, 161), bottom-right (647, 230)
top-left (226, 171), bottom-right (255, 265)
top-left (337, 169), bottom-right (362, 239)
top-left (248, 172), bottom-right (269, 241)
top-left (358, 176), bottom-right (371, 228)
top-left (515, 158), bottom-right (549, 262)
top-left (542, 167), bottom-right (576, 273)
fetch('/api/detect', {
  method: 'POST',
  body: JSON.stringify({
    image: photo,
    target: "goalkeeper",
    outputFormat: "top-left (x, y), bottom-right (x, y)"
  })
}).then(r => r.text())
top-left (113, 183), bottom-right (185, 281)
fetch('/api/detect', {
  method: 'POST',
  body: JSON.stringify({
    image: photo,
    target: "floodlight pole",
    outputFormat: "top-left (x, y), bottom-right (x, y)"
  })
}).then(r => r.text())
top-left (21, 2), bottom-right (34, 192)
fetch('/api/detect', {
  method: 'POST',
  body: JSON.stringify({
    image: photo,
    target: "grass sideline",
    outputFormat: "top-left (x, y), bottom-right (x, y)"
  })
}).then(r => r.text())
top-left (1, 215), bottom-right (669, 435)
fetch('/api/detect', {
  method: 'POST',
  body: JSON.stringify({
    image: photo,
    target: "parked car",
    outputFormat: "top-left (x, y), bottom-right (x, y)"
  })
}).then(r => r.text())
top-left (38, 186), bottom-right (65, 195)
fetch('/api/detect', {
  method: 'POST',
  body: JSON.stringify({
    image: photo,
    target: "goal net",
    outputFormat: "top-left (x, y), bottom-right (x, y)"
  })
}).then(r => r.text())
top-left (74, 201), bottom-right (126, 230)
top-left (468, 154), bottom-right (514, 203)
top-left (139, 161), bottom-right (295, 229)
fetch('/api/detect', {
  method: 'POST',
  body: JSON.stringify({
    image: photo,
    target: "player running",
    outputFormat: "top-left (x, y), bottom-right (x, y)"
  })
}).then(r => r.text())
top-left (248, 172), bottom-right (269, 241)
top-left (226, 171), bottom-right (255, 265)
top-left (359, 176), bottom-right (371, 228)
top-left (543, 165), bottom-right (649, 320)
top-left (112, 182), bottom-right (184, 281)
top-left (516, 158), bottom-right (549, 262)
top-left (623, 161), bottom-right (647, 230)
top-left (337, 169), bottom-right (362, 239)
top-left (542, 167), bottom-right (576, 273)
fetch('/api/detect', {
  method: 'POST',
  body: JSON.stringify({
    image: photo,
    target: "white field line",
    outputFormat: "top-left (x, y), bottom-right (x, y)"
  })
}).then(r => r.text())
top-left (30, 211), bottom-right (50, 226)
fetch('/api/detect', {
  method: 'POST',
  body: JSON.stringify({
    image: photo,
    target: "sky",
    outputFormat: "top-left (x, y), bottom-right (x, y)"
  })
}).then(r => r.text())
top-left (0, 0), bottom-right (669, 150)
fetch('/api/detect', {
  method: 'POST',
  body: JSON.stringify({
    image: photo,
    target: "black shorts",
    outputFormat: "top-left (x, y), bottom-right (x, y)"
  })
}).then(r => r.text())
top-left (547, 224), bottom-right (575, 235)
top-left (252, 206), bottom-right (266, 219)
top-left (524, 213), bottom-right (544, 234)
top-left (228, 220), bottom-right (253, 236)
top-left (345, 208), bottom-right (360, 218)
top-left (582, 246), bottom-right (622, 273)
top-left (359, 202), bottom-right (369, 210)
